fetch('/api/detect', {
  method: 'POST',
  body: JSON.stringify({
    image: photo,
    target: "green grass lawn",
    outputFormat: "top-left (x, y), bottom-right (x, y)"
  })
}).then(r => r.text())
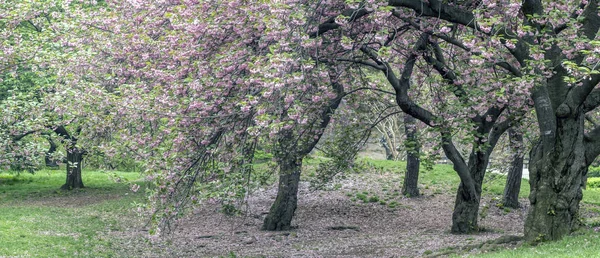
top-left (0, 169), bottom-right (146, 258)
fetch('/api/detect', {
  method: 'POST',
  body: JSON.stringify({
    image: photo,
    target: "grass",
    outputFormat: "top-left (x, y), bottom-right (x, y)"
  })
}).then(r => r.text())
top-left (0, 168), bottom-right (146, 257)
top-left (2, 159), bottom-right (600, 257)
top-left (467, 230), bottom-right (600, 257)
top-left (356, 158), bottom-right (530, 198)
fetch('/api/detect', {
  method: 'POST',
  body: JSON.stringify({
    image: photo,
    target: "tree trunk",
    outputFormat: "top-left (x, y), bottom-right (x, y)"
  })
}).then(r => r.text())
top-left (524, 115), bottom-right (586, 241)
top-left (503, 129), bottom-right (524, 208)
top-left (402, 113), bottom-right (420, 197)
top-left (451, 182), bottom-right (481, 233)
top-left (61, 146), bottom-right (85, 190)
top-left (451, 153), bottom-right (488, 234)
top-left (262, 158), bottom-right (302, 231)
top-left (379, 136), bottom-right (394, 160)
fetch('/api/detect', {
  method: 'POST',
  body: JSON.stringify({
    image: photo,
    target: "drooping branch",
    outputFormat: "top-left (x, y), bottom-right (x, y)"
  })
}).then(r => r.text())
top-left (299, 73), bottom-right (346, 156)
top-left (569, 75), bottom-right (600, 111)
top-left (563, 0), bottom-right (600, 109)
top-left (52, 125), bottom-right (73, 140)
top-left (389, 0), bottom-right (530, 66)
top-left (486, 119), bottom-right (511, 157)
top-left (335, 58), bottom-right (385, 70)
top-left (392, 11), bottom-right (472, 52)
top-left (388, 0), bottom-right (477, 29)
top-left (361, 32), bottom-right (477, 198)
top-left (359, 36), bottom-right (437, 127)
top-left (494, 62), bottom-right (523, 77)
top-left (583, 88), bottom-right (600, 113)
top-left (11, 130), bottom-right (38, 142)
top-left (553, 2), bottom-right (588, 34)
top-left (309, 8), bottom-right (372, 37)
top-left (422, 41), bottom-right (469, 104)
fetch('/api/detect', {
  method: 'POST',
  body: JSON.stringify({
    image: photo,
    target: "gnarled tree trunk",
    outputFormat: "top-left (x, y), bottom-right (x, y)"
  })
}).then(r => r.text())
top-left (524, 114), bottom-right (586, 241)
top-left (450, 153), bottom-right (488, 233)
top-left (503, 129), bottom-right (524, 208)
top-left (262, 158), bottom-right (302, 230)
top-left (61, 145), bottom-right (85, 190)
top-left (402, 113), bottom-right (420, 197)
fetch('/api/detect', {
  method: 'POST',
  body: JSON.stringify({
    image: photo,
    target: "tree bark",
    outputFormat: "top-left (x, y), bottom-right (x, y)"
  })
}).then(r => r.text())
top-left (61, 145), bottom-right (85, 190)
top-left (402, 113), bottom-right (420, 197)
top-left (524, 115), bottom-right (586, 241)
top-left (451, 181), bottom-right (481, 233)
top-left (262, 158), bottom-right (302, 231)
top-left (503, 129), bottom-right (524, 208)
top-left (45, 138), bottom-right (59, 168)
top-left (451, 153), bottom-right (487, 233)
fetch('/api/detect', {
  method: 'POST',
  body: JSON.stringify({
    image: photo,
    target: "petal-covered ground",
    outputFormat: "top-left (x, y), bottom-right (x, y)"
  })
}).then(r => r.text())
top-left (148, 174), bottom-right (528, 257)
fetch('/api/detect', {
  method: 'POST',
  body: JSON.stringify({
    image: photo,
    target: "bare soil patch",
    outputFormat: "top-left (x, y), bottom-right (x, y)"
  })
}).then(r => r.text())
top-left (127, 173), bottom-right (530, 257)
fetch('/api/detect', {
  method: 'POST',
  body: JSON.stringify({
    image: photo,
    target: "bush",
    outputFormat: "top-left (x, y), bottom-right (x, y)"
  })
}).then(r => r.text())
top-left (587, 177), bottom-right (600, 189)
top-left (588, 166), bottom-right (600, 178)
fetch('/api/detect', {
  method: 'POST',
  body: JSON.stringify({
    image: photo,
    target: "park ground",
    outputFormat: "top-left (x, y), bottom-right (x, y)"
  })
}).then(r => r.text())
top-left (1, 158), bottom-right (600, 257)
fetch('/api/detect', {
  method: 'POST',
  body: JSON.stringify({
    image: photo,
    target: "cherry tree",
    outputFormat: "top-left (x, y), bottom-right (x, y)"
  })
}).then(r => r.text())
top-left (384, 0), bottom-right (600, 241)
top-left (306, 0), bottom-right (536, 234)
top-left (1, 0), bottom-right (122, 189)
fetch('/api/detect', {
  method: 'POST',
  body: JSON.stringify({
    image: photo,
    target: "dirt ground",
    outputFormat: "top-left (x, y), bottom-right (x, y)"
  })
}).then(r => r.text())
top-left (119, 173), bottom-right (528, 258)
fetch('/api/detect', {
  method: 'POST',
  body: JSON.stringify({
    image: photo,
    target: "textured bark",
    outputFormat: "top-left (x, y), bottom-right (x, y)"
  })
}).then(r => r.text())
top-left (503, 129), bottom-right (524, 208)
top-left (402, 113), bottom-right (420, 197)
top-left (262, 158), bottom-right (302, 231)
top-left (524, 115), bottom-right (586, 241)
top-left (451, 182), bottom-right (481, 233)
top-left (450, 152), bottom-right (487, 233)
top-left (61, 146), bottom-right (85, 190)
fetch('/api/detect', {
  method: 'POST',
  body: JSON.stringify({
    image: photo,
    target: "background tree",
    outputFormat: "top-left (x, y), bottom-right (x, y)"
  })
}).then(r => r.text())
top-left (390, 0), bottom-right (600, 241)
top-left (311, 2), bottom-right (528, 233)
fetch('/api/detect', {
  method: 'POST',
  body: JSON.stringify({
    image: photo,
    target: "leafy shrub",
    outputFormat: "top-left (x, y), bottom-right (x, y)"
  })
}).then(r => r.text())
top-left (588, 166), bottom-right (600, 178)
top-left (587, 177), bottom-right (600, 189)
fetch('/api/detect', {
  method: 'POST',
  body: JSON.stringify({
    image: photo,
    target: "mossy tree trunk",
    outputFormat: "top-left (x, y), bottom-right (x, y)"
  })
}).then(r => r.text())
top-left (503, 128), bottom-right (524, 208)
top-left (524, 113), bottom-right (587, 241)
top-left (54, 125), bottom-right (86, 190)
top-left (61, 145), bottom-right (85, 190)
top-left (402, 113), bottom-right (420, 197)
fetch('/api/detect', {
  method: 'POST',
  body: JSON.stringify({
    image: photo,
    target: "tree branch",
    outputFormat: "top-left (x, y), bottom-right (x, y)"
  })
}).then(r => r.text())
top-left (584, 88), bottom-right (600, 113)
top-left (422, 41), bottom-right (470, 104)
top-left (360, 34), bottom-right (437, 127)
top-left (494, 62), bottom-right (523, 77)
top-left (389, 0), bottom-right (530, 66)
top-left (584, 124), bottom-right (600, 165)
top-left (309, 8), bottom-right (372, 38)
top-left (11, 130), bottom-right (38, 142)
